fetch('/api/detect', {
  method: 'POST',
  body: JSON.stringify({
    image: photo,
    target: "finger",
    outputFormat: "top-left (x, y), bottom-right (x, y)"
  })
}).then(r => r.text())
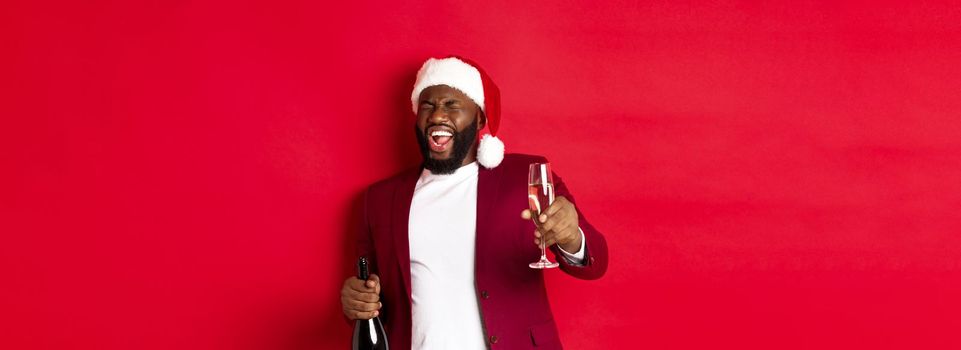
top-left (541, 218), bottom-right (554, 233)
top-left (368, 274), bottom-right (381, 294)
top-left (546, 196), bottom-right (567, 216)
top-left (549, 201), bottom-right (573, 222)
top-left (348, 277), bottom-right (371, 293)
top-left (541, 214), bottom-right (559, 232)
top-left (549, 223), bottom-right (574, 243)
top-left (347, 299), bottom-right (376, 312)
top-left (536, 230), bottom-right (554, 247)
top-left (342, 288), bottom-right (377, 306)
top-left (353, 310), bottom-right (379, 320)
top-left (534, 229), bottom-right (551, 245)
top-left (353, 290), bottom-right (380, 303)
top-left (546, 231), bottom-right (559, 247)
top-left (535, 236), bottom-right (556, 247)
top-left (546, 224), bottom-right (577, 247)
top-left (343, 278), bottom-right (378, 299)
top-left (348, 299), bottom-right (382, 312)
top-left (544, 226), bottom-right (563, 247)
top-left (521, 209), bottom-right (532, 220)
top-left (544, 211), bottom-right (576, 236)
top-left (541, 227), bottom-right (553, 241)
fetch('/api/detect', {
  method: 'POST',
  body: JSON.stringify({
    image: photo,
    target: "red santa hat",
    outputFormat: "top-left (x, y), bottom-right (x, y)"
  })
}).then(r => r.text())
top-left (411, 56), bottom-right (504, 169)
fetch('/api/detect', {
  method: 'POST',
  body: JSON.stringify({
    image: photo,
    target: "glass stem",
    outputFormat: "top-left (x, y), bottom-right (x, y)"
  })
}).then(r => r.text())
top-left (540, 228), bottom-right (548, 260)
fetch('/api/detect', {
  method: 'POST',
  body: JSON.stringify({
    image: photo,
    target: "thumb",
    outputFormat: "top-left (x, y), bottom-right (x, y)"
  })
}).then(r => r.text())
top-left (520, 209), bottom-right (532, 220)
top-left (368, 274), bottom-right (381, 294)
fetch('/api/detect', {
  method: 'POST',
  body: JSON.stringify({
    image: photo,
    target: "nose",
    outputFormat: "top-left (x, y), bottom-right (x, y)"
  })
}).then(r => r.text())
top-left (429, 105), bottom-right (449, 124)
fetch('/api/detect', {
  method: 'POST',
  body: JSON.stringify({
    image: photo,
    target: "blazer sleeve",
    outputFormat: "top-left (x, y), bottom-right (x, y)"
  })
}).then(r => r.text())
top-left (356, 187), bottom-right (378, 275)
top-left (344, 187), bottom-right (381, 326)
top-left (549, 168), bottom-right (609, 280)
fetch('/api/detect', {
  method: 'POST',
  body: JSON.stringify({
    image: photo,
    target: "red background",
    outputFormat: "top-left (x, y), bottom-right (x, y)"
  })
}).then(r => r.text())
top-left (3, 1), bottom-right (961, 349)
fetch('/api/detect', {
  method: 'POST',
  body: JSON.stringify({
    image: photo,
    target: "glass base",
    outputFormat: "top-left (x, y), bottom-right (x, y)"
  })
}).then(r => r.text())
top-left (529, 259), bottom-right (560, 269)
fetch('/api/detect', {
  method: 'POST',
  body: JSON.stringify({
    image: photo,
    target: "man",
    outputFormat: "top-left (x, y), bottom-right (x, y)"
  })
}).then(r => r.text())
top-left (340, 56), bottom-right (608, 349)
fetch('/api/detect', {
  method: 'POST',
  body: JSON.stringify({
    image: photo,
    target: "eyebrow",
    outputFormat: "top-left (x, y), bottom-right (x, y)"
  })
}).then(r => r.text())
top-left (420, 98), bottom-right (462, 104)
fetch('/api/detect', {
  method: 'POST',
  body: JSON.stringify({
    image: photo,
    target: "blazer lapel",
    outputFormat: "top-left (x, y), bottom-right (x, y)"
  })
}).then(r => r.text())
top-left (389, 168), bottom-right (420, 303)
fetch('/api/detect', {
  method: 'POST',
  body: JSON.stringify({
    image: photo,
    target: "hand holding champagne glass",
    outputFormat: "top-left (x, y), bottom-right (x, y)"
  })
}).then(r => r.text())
top-left (527, 162), bottom-right (560, 269)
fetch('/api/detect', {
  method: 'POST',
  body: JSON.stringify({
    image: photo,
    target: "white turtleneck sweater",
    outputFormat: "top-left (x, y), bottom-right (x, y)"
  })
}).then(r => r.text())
top-left (407, 162), bottom-right (585, 350)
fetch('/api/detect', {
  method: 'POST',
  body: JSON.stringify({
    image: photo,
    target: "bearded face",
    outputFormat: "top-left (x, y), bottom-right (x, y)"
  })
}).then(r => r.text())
top-left (414, 85), bottom-right (484, 174)
top-left (416, 117), bottom-right (478, 174)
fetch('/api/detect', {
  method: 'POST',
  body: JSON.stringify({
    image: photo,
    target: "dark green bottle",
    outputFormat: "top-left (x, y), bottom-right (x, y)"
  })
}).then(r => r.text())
top-left (352, 257), bottom-right (388, 350)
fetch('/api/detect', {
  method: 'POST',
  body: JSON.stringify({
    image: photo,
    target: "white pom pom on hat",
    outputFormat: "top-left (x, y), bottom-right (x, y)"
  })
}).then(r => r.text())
top-left (476, 133), bottom-right (504, 168)
top-left (411, 55), bottom-right (504, 169)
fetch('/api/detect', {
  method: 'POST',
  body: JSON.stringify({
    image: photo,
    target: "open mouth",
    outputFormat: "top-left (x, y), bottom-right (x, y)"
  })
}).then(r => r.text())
top-left (427, 125), bottom-right (454, 153)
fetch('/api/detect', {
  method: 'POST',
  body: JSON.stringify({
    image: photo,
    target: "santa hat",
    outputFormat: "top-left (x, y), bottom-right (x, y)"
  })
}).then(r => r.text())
top-left (411, 56), bottom-right (504, 169)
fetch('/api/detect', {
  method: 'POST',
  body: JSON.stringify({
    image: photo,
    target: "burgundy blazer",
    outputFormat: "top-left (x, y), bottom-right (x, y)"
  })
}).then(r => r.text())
top-left (356, 153), bottom-right (609, 349)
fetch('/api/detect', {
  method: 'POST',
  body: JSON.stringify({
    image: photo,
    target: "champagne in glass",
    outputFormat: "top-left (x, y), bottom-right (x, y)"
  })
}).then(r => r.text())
top-left (528, 163), bottom-right (560, 269)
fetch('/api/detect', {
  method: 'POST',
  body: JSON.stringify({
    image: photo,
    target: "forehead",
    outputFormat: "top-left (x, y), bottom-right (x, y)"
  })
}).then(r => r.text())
top-left (419, 85), bottom-right (472, 102)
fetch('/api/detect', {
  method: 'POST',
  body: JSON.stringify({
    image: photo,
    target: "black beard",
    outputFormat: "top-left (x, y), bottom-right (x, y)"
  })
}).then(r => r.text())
top-left (415, 118), bottom-right (478, 175)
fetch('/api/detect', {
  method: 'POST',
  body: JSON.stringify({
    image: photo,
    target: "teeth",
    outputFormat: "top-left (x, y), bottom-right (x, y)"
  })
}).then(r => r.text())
top-left (431, 130), bottom-right (453, 137)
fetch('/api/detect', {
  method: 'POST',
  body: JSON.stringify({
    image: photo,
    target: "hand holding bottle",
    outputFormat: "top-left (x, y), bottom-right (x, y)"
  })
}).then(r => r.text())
top-left (341, 273), bottom-right (382, 320)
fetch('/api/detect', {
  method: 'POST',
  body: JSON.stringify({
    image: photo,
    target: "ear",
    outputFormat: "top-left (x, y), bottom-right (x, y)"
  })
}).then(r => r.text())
top-left (476, 109), bottom-right (487, 130)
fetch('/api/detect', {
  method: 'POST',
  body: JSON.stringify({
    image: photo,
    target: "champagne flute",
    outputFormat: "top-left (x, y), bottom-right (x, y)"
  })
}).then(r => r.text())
top-left (528, 162), bottom-right (560, 269)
